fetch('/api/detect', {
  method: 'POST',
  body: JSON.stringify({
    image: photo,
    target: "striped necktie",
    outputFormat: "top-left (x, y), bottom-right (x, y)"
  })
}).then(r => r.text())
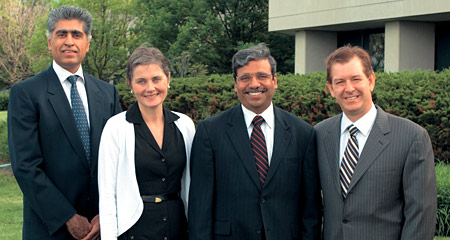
top-left (339, 124), bottom-right (359, 198)
top-left (67, 75), bottom-right (90, 162)
top-left (251, 115), bottom-right (269, 185)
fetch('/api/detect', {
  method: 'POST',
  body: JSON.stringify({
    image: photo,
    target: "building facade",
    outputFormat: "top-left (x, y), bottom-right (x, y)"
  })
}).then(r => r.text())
top-left (269, 0), bottom-right (450, 73)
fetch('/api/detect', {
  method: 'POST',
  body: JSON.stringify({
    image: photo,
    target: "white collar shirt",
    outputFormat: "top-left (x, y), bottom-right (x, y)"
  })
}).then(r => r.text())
top-left (339, 103), bottom-right (377, 165)
top-left (53, 60), bottom-right (90, 126)
top-left (241, 103), bottom-right (275, 165)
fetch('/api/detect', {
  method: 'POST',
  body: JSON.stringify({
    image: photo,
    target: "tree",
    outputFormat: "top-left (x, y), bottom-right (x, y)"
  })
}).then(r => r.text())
top-left (0, 0), bottom-right (49, 87)
top-left (136, 0), bottom-right (295, 76)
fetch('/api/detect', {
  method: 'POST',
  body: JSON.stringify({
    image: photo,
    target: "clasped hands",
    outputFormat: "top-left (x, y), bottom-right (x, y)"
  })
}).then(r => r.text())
top-left (66, 214), bottom-right (100, 240)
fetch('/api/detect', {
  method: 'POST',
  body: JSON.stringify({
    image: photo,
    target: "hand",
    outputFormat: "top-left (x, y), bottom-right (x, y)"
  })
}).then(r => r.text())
top-left (81, 214), bottom-right (100, 240)
top-left (66, 214), bottom-right (92, 239)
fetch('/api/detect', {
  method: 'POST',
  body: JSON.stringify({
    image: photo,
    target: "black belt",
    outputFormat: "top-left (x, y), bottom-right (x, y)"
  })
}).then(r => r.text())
top-left (141, 192), bottom-right (180, 203)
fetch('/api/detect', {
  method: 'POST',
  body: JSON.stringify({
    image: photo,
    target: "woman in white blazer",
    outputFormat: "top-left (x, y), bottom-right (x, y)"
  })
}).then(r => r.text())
top-left (98, 45), bottom-right (195, 240)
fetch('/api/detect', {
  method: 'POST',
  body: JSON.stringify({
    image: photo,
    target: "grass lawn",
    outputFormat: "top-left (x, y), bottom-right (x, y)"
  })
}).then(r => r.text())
top-left (0, 111), bottom-right (6, 120)
top-left (0, 172), bottom-right (22, 239)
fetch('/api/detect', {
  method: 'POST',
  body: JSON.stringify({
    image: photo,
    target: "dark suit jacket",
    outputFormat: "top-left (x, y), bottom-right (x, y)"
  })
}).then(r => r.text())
top-left (8, 66), bottom-right (122, 239)
top-left (188, 104), bottom-right (322, 240)
top-left (315, 106), bottom-right (437, 240)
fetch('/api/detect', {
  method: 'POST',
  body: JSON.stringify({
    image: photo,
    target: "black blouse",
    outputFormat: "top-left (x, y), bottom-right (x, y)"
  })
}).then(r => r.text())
top-left (120, 102), bottom-right (187, 240)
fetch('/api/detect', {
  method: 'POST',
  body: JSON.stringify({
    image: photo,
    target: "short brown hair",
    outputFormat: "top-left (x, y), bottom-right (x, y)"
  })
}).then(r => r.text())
top-left (325, 45), bottom-right (373, 84)
top-left (126, 44), bottom-right (170, 81)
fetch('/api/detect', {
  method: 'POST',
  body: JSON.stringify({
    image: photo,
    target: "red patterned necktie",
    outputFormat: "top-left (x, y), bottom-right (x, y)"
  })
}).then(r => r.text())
top-left (340, 124), bottom-right (359, 198)
top-left (250, 115), bottom-right (269, 185)
top-left (67, 75), bottom-right (91, 162)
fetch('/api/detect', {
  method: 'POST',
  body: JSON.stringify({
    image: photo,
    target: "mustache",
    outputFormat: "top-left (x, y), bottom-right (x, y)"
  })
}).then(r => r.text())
top-left (244, 88), bottom-right (267, 94)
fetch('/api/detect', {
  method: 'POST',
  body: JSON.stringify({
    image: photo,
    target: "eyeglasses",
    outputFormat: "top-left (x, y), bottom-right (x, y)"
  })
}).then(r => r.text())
top-left (236, 73), bottom-right (273, 83)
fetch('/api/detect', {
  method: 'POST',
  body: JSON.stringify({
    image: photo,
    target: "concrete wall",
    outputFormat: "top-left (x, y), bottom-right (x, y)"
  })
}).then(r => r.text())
top-left (385, 21), bottom-right (435, 72)
top-left (269, 0), bottom-right (450, 33)
top-left (295, 31), bottom-right (337, 74)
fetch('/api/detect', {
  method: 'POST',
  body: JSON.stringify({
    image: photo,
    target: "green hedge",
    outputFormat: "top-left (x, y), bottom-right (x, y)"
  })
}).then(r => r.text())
top-left (0, 112), bottom-right (8, 164)
top-left (436, 162), bottom-right (450, 236)
top-left (118, 70), bottom-right (450, 163)
top-left (0, 93), bottom-right (9, 111)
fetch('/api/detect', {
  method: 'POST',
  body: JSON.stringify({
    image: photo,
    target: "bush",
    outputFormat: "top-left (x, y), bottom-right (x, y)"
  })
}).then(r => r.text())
top-left (119, 70), bottom-right (450, 163)
top-left (436, 162), bottom-right (450, 236)
top-left (0, 92), bottom-right (9, 111)
top-left (0, 113), bottom-right (9, 164)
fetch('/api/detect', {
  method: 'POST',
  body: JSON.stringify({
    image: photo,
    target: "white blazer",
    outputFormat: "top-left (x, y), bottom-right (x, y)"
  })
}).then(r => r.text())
top-left (98, 110), bottom-right (195, 239)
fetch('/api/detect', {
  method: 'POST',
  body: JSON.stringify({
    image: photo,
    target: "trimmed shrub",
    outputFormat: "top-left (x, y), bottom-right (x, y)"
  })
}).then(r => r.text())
top-left (435, 162), bottom-right (450, 236)
top-left (0, 115), bottom-right (9, 164)
top-left (0, 92), bottom-right (9, 111)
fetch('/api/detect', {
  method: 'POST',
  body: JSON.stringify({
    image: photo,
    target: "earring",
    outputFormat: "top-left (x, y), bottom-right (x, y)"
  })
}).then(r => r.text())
top-left (168, 85), bottom-right (171, 89)
top-left (130, 90), bottom-right (133, 93)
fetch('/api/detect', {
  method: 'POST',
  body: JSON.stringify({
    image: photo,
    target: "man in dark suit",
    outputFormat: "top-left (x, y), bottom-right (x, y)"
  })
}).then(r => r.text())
top-left (8, 5), bottom-right (121, 240)
top-left (315, 45), bottom-right (437, 240)
top-left (188, 43), bottom-right (322, 240)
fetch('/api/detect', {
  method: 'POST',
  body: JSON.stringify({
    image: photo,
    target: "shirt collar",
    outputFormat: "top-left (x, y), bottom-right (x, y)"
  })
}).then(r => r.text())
top-left (241, 103), bottom-right (275, 130)
top-left (340, 103), bottom-right (377, 137)
top-left (52, 60), bottom-right (85, 84)
top-left (126, 102), bottom-right (179, 124)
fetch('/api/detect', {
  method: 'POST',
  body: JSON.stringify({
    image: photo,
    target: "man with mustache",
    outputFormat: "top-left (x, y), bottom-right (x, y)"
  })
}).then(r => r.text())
top-left (188, 43), bottom-right (322, 240)
top-left (8, 5), bottom-right (121, 240)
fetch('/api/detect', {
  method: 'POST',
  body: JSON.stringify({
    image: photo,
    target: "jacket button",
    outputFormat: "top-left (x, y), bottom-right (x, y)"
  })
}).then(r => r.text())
top-left (163, 216), bottom-right (167, 221)
top-left (161, 177), bottom-right (166, 182)
top-left (161, 158), bottom-right (166, 162)
top-left (343, 219), bottom-right (349, 224)
top-left (256, 230), bottom-right (261, 234)
top-left (130, 236), bottom-right (134, 239)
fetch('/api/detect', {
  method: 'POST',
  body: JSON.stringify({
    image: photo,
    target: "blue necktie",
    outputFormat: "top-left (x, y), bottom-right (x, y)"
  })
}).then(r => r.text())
top-left (251, 115), bottom-right (269, 185)
top-left (67, 75), bottom-right (90, 162)
top-left (340, 124), bottom-right (359, 198)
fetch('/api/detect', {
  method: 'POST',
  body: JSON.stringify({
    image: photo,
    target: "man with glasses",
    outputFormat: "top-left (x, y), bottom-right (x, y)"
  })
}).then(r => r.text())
top-left (188, 43), bottom-right (322, 240)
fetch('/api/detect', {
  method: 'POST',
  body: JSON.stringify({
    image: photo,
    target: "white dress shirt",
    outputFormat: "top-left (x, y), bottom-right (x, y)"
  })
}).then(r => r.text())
top-left (52, 60), bottom-right (90, 126)
top-left (339, 103), bottom-right (377, 165)
top-left (241, 103), bottom-right (275, 165)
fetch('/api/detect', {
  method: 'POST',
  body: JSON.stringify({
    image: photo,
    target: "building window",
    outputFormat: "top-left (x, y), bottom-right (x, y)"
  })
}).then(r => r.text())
top-left (435, 21), bottom-right (450, 71)
top-left (337, 29), bottom-right (385, 72)
top-left (369, 33), bottom-right (384, 72)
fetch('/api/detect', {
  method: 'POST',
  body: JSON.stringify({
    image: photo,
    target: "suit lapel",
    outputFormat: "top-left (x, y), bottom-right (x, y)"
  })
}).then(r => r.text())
top-left (264, 107), bottom-right (291, 186)
top-left (84, 74), bottom-right (104, 170)
top-left (226, 105), bottom-right (262, 190)
top-left (347, 107), bottom-right (391, 193)
top-left (46, 67), bottom-right (89, 169)
top-left (324, 115), bottom-right (343, 195)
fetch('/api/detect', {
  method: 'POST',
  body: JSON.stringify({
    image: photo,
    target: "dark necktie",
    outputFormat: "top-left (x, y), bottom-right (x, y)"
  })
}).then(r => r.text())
top-left (67, 75), bottom-right (90, 162)
top-left (339, 124), bottom-right (359, 198)
top-left (251, 115), bottom-right (269, 185)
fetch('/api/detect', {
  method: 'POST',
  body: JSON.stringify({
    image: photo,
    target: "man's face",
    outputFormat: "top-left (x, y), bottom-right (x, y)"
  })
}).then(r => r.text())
top-left (234, 59), bottom-right (277, 114)
top-left (47, 19), bottom-right (90, 73)
top-left (327, 57), bottom-right (375, 122)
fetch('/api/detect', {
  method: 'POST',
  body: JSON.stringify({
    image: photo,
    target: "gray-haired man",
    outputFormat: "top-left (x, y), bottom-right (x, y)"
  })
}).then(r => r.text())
top-left (8, 5), bottom-right (121, 239)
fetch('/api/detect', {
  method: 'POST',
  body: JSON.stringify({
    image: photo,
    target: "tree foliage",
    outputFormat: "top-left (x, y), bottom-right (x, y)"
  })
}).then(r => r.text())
top-left (0, 0), bottom-right (49, 87)
top-left (136, 0), bottom-right (295, 77)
